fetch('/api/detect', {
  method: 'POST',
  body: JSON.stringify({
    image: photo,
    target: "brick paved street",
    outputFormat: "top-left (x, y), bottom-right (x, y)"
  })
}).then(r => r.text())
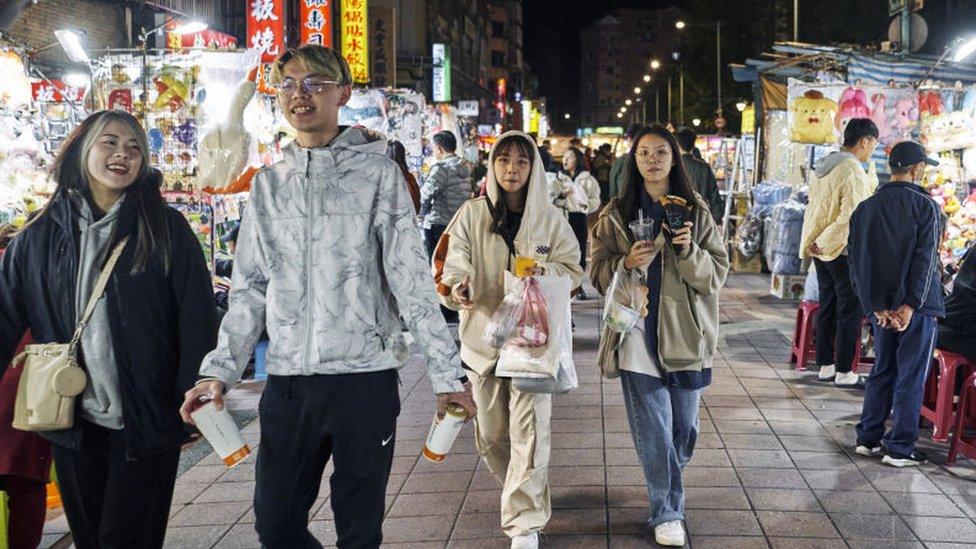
top-left (41, 274), bottom-right (976, 548)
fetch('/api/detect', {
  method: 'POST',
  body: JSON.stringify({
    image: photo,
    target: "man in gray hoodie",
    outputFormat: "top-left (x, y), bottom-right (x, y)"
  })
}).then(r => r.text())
top-left (420, 130), bottom-right (472, 258)
top-left (181, 45), bottom-right (476, 549)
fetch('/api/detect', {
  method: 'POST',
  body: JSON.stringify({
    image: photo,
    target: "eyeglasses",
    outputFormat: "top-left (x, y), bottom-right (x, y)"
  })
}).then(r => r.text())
top-left (274, 76), bottom-right (339, 96)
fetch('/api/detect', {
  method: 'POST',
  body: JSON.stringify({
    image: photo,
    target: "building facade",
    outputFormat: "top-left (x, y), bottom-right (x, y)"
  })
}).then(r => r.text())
top-left (579, 7), bottom-right (682, 128)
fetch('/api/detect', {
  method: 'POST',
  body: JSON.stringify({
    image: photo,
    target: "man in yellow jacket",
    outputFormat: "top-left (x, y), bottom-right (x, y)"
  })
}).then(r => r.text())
top-left (799, 119), bottom-right (879, 386)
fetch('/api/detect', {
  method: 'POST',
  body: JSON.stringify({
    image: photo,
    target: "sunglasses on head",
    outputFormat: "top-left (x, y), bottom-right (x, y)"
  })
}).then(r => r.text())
top-left (274, 75), bottom-right (340, 96)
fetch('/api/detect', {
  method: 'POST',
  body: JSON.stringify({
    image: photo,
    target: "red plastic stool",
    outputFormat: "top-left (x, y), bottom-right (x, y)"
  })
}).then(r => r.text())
top-left (922, 349), bottom-right (976, 443)
top-left (790, 301), bottom-right (819, 371)
top-left (947, 370), bottom-right (976, 464)
top-left (852, 316), bottom-right (875, 375)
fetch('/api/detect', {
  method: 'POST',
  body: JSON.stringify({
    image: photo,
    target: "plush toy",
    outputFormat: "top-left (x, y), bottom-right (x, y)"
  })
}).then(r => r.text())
top-left (791, 90), bottom-right (837, 144)
top-left (920, 90), bottom-right (943, 116)
top-left (892, 96), bottom-right (918, 132)
top-left (835, 87), bottom-right (871, 133)
top-left (153, 73), bottom-right (191, 112)
top-left (108, 88), bottom-right (132, 112)
top-left (199, 69), bottom-right (258, 194)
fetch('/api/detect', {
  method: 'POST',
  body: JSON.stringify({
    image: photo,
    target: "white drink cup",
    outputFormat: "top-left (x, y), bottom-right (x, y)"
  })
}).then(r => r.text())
top-left (422, 403), bottom-right (467, 463)
top-left (191, 401), bottom-right (251, 468)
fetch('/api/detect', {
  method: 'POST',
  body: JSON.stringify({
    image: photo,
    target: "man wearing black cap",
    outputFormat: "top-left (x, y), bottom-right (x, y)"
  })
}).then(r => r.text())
top-left (848, 141), bottom-right (944, 468)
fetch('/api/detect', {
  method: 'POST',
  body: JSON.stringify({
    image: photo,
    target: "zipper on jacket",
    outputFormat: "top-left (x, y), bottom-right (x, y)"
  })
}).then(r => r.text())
top-left (302, 150), bottom-right (314, 374)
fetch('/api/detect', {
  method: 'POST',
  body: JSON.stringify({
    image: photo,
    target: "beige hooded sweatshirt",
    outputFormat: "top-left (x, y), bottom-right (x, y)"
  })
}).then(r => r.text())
top-left (437, 131), bottom-right (584, 376)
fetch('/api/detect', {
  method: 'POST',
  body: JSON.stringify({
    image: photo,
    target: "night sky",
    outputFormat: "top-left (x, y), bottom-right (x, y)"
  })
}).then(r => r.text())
top-left (523, 0), bottom-right (682, 126)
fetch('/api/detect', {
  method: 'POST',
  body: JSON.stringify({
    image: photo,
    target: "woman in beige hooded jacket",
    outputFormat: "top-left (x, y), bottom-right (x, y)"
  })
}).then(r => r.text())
top-left (439, 131), bottom-right (583, 548)
top-left (590, 125), bottom-right (729, 547)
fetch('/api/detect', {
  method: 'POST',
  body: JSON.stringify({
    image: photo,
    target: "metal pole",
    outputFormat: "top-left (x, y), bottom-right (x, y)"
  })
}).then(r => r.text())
top-left (655, 86), bottom-right (660, 123)
top-left (793, 0), bottom-right (798, 42)
top-left (716, 20), bottom-right (722, 116)
top-left (679, 67), bottom-right (685, 124)
top-left (900, 8), bottom-right (911, 54)
top-left (667, 75), bottom-right (672, 123)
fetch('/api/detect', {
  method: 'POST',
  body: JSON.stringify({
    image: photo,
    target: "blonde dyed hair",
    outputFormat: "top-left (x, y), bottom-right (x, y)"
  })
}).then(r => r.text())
top-left (271, 45), bottom-right (352, 86)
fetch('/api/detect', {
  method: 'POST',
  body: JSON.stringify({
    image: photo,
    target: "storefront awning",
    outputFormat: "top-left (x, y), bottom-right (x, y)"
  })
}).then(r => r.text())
top-left (847, 53), bottom-right (976, 86)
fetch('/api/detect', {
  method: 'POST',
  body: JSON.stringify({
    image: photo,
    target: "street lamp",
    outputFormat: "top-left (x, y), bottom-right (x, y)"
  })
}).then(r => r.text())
top-left (692, 118), bottom-right (701, 127)
top-left (735, 101), bottom-right (747, 112)
top-left (633, 86), bottom-right (641, 95)
top-left (564, 113), bottom-right (571, 119)
top-left (620, 106), bottom-right (627, 113)
top-left (617, 112), bottom-right (624, 119)
top-left (625, 99), bottom-right (632, 106)
top-left (643, 74), bottom-right (651, 82)
top-left (675, 19), bottom-right (723, 116)
top-left (54, 29), bottom-right (90, 63)
top-left (650, 59), bottom-right (661, 70)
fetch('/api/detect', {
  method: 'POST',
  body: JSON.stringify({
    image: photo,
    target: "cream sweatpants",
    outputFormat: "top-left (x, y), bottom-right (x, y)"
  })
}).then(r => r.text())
top-left (469, 369), bottom-right (553, 537)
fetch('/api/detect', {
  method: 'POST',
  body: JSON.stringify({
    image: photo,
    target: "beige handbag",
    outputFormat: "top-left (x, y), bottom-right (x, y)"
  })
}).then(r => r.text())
top-left (11, 237), bottom-right (129, 432)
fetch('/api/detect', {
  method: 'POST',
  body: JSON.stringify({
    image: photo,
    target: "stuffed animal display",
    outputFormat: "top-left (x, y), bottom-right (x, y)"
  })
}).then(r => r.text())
top-left (199, 69), bottom-right (258, 194)
top-left (790, 90), bottom-right (837, 144)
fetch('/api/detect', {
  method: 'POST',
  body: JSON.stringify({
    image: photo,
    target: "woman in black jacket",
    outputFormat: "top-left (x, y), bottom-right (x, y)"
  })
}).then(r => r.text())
top-left (0, 110), bottom-right (217, 548)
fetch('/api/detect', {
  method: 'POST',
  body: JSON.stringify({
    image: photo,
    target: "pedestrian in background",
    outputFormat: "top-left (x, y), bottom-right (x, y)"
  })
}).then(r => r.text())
top-left (590, 125), bottom-right (729, 547)
top-left (387, 139), bottom-right (421, 214)
top-left (0, 110), bottom-right (217, 548)
top-left (182, 45), bottom-right (476, 548)
top-left (592, 143), bottom-right (614, 205)
top-left (554, 147), bottom-right (601, 298)
top-left (421, 131), bottom-right (473, 258)
top-left (800, 118), bottom-right (879, 387)
top-left (848, 141), bottom-right (943, 467)
top-left (674, 127), bottom-right (723, 224)
top-left (438, 131), bottom-right (582, 549)
top-left (609, 123), bottom-right (643, 199)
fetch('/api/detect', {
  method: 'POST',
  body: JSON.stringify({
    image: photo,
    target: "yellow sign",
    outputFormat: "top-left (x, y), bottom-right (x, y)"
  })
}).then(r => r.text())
top-left (741, 104), bottom-right (756, 135)
top-left (341, 0), bottom-right (369, 84)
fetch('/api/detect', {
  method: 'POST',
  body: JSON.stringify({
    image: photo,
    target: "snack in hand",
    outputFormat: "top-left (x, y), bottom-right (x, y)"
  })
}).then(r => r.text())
top-left (660, 195), bottom-right (691, 229)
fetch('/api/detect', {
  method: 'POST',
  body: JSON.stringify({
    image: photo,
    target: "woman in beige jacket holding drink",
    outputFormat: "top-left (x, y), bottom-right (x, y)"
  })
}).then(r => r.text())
top-left (438, 131), bottom-right (583, 549)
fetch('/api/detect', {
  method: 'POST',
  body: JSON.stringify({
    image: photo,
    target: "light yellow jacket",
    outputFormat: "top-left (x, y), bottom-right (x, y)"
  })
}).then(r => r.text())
top-left (437, 131), bottom-right (584, 376)
top-left (799, 153), bottom-right (878, 261)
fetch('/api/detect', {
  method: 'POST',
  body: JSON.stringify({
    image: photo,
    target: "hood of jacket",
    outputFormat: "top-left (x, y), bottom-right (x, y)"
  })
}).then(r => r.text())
top-left (282, 126), bottom-right (390, 169)
top-left (485, 130), bottom-right (553, 243)
top-left (815, 151), bottom-right (858, 178)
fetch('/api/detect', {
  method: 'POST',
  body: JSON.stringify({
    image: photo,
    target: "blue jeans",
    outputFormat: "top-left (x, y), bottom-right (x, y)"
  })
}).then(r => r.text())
top-left (856, 314), bottom-right (937, 456)
top-left (620, 370), bottom-right (702, 526)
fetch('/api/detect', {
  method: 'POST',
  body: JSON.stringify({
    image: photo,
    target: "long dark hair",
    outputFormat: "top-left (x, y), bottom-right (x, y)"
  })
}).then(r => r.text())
top-left (29, 110), bottom-right (171, 274)
top-left (559, 147), bottom-right (586, 180)
top-left (488, 134), bottom-right (536, 243)
top-left (618, 124), bottom-right (698, 226)
top-left (387, 139), bottom-right (412, 180)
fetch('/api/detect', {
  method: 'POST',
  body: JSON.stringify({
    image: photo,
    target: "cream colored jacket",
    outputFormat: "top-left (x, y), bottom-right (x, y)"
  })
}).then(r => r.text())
top-left (437, 131), bottom-right (584, 376)
top-left (550, 170), bottom-right (602, 215)
top-left (799, 152), bottom-right (878, 261)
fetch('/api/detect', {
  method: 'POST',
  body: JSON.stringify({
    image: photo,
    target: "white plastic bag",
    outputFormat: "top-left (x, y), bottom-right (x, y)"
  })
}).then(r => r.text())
top-left (602, 267), bottom-right (646, 334)
top-left (496, 273), bottom-right (573, 381)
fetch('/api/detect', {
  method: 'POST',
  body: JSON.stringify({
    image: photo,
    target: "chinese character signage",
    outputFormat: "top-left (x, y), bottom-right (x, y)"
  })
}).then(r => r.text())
top-left (31, 81), bottom-right (85, 103)
top-left (247, 0), bottom-right (285, 63)
top-left (432, 43), bottom-right (450, 103)
top-left (300, 0), bottom-right (333, 47)
top-left (369, 5), bottom-right (395, 87)
top-left (341, 0), bottom-right (369, 84)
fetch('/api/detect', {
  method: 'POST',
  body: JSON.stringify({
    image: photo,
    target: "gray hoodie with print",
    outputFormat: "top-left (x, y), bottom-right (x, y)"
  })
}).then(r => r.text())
top-left (199, 127), bottom-right (466, 394)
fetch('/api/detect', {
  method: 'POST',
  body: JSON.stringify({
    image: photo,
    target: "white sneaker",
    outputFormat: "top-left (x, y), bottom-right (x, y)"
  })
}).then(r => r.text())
top-left (511, 532), bottom-right (539, 549)
top-left (818, 364), bottom-right (836, 380)
top-left (654, 520), bottom-right (686, 547)
top-left (834, 371), bottom-right (861, 386)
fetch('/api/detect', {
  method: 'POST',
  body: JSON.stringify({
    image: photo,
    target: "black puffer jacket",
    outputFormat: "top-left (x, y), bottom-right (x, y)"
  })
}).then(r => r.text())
top-left (0, 191), bottom-right (217, 458)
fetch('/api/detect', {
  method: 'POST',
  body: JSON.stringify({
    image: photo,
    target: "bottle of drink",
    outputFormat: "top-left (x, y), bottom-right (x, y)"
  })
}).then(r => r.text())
top-left (422, 403), bottom-right (468, 462)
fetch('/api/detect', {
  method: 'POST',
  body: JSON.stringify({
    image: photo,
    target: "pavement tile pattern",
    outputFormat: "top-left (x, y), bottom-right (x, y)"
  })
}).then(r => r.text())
top-left (41, 274), bottom-right (976, 548)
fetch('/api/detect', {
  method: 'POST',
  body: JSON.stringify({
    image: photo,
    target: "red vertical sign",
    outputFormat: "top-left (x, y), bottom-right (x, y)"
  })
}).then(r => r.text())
top-left (246, 0), bottom-right (285, 63)
top-left (300, 0), bottom-right (333, 47)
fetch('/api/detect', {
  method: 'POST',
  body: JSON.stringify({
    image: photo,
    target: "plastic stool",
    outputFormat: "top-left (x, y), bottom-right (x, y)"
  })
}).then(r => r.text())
top-left (922, 349), bottom-right (976, 443)
top-left (947, 370), bottom-right (976, 464)
top-left (852, 316), bottom-right (875, 375)
top-left (790, 301), bottom-right (819, 371)
top-left (253, 340), bottom-right (268, 381)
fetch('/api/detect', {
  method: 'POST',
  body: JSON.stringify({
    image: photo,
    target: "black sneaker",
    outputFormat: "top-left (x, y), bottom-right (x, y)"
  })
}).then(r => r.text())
top-left (855, 440), bottom-right (882, 457)
top-left (882, 450), bottom-right (928, 468)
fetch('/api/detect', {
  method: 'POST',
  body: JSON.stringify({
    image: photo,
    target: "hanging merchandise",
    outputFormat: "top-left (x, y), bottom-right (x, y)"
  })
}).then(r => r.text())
top-left (338, 87), bottom-right (427, 172)
top-left (788, 88), bottom-right (837, 144)
top-left (922, 153), bottom-right (976, 267)
top-left (919, 83), bottom-right (976, 153)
